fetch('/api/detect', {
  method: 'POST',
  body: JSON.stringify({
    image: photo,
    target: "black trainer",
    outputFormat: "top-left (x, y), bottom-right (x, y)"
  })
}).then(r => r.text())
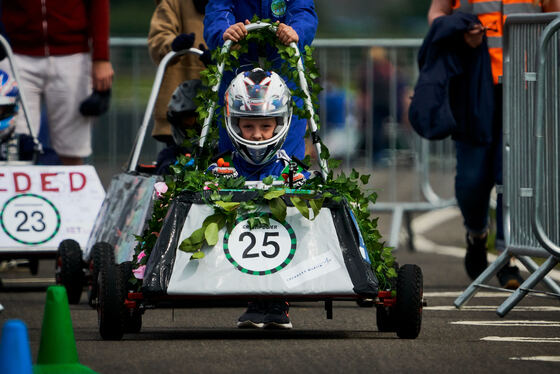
top-left (264, 301), bottom-right (292, 329)
top-left (237, 302), bottom-right (266, 328)
top-left (464, 233), bottom-right (488, 280)
top-left (497, 265), bottom-right (524, 290)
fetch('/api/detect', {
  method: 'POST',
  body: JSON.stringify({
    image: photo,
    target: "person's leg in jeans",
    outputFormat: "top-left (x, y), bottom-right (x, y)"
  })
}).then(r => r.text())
top-left (455, 138), bottom-right (497, 279)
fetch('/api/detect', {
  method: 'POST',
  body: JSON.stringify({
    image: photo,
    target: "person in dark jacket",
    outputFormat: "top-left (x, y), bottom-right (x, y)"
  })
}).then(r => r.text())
top-left (426, 0), bottom-right (560, 289)
top-left (203, 0), bottom-right (318, 161)
top-left (1, 0), bottom-right (114, 165)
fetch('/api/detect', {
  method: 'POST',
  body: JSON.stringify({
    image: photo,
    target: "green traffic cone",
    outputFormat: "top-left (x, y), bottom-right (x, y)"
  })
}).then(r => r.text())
top-left (34, 285), bottom-right (97, 374)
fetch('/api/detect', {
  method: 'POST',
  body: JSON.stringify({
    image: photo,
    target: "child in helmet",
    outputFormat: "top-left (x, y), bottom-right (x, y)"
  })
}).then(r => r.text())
top-left (155, 79), bottom-right (202, 175)
top-left (0, 69), bottom-right (18, 158)
top-left (211, 67), bottom-right (316, 329)
top-left (0, 69), bottom-right (18, 140)
top-left (208, 67), bottom-right (312, 188)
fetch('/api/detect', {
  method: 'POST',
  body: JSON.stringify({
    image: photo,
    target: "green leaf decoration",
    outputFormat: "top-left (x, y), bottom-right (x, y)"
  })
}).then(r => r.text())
top-left (290, 196), bottom-right (309, 219)
top-left (360, 174), bottom-right (371, 185)
top-left (269, 197), bottom-right (287, 223)
top-left (262, 175), bottom-right (274, 185)
top-left (191, 251), bottom-right (205, 260)
top-left (308, 198), bottom-right (324, 220)
top-left (214, 201), bottom-right (240, 212)
top-left (328, 158), bottom-right (342, 170)
top-left (263, 189), bottom-right (286, 200)
top-left (204, 222), bottom-right (219, 246)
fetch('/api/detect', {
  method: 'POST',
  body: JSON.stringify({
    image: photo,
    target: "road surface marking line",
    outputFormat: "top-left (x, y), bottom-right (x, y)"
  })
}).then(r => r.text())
top-left (482, 336), bottom-right (560, 343)
top-left (1, 278), bottom-right (55, 284)
top-left (424, 291), bottom-right (511, 298)
top-left (510, 356), bottom-right (560, 362)
top-left (451, 320), bottom-right (560, 327)
top-left (426, 305), bottom-right (560, 312)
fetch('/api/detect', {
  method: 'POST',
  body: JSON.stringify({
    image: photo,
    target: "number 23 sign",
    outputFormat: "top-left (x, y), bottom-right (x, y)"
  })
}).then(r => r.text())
top-left (0, 166), bottom-right (105, 249)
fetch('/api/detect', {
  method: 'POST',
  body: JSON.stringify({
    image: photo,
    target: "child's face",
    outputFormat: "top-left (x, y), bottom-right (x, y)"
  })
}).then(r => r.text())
top-left (238, 117), bottom-right (277, 141)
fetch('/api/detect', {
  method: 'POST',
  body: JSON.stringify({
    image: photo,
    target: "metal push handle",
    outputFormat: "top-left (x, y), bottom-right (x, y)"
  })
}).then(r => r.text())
top-left (197, 22), bottom-right (329, 179)
top-left (126, 48), bottom-right (204, 172)
top-left (533, 15), bottom-right (560, 258)
top-left (0, 34), bottom-right (43, 157)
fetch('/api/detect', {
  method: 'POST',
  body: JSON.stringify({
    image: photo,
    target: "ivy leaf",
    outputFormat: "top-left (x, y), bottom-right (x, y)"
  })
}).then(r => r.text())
top-left (204, 222), bottom-right (219, 246)
top-left (269, 197), bottom-right (287, 223)
top-left (350, 169), bottom-right (360, 180)
top-left (360, 174), bottom-right (371, 184)
top-left (179, 237), bottom-right (198, 253)
top-left (191, 251), bottom-right (205, 260)
top-left (328, 158), bottom-right (342, 170)
top-left (290, 197), bottom-right (309, 219)
top-left (262, 175), bottom-right (274, 185)
top-left (263, 189), bottom-right (286, 200)
top-left (214, 201), bottom-right (240, 212)
top-left (308, 198), bottom-right (324, 220)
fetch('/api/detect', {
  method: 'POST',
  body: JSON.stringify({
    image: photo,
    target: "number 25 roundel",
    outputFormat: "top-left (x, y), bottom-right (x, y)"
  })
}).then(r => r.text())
top-left (223, 213), bottom-right (296, 276)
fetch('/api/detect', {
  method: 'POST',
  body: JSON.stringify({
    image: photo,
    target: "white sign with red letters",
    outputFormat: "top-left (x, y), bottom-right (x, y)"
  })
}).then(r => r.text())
top-left (0, 166), bottom-right (105, 251)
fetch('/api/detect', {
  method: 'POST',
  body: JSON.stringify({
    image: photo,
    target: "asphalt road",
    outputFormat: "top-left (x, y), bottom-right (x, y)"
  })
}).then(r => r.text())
top-left (1, 240), bottom-right (559, 374)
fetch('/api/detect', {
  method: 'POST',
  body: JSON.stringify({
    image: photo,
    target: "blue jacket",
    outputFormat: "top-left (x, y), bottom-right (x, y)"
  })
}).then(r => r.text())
top-left (408, 12), bottom-right (494, 145)
top-left (203, 0), bottom-right (318, 159)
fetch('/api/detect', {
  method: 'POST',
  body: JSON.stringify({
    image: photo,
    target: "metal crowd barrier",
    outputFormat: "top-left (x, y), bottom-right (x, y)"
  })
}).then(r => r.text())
top-left (91, 37), bottom-right (457, 248)
top-left (454, 13), bottom-right (560, 316)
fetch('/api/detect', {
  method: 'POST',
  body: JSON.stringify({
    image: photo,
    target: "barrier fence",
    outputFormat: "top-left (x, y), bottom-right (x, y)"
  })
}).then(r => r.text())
top-left (92, 37), bottom-right (457, 248)
top-left (455, 13), bottom-right (560, 316)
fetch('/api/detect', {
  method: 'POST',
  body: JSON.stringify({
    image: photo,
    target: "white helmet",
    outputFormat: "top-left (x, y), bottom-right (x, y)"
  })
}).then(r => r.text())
top-left (224, 68), bottom-right (292, 165)
top-left (0, 69), bottom-right (18, 141)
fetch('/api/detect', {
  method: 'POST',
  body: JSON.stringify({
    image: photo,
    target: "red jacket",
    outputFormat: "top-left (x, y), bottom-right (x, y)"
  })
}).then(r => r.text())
top-left (1, 0), bottom-right (110, 61)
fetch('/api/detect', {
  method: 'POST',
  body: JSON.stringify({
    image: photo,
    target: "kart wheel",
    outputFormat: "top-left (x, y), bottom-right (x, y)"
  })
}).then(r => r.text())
top-left (97, 244), bottom-right (125, 340)
top-left (55, 239), bottom-right (84, 304)
top-left (376, 305), bottom-right (397, 332)
top-left (120, 261), bottom-right (142, 333)
top-left (395, 264), bottom-right (423, 339)
top-left (87, 242), bottom-right (108, 308)
top-left (28, 258), bottom-right (39, 275)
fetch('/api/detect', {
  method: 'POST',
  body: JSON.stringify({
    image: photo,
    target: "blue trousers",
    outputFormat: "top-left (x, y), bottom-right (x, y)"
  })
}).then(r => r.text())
top-left (454, 85), bottom-right (503, 243)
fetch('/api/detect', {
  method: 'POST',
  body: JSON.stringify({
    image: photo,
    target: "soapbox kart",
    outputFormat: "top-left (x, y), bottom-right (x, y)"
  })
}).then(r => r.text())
top-left (0, 35), bottom-right (105, 279)
top-left (91, 23), bottom-right (424, 340)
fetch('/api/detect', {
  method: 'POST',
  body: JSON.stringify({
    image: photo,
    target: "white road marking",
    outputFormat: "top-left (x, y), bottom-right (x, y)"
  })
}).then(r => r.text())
top-left (451, 320), bottom-right (560, 327)
top-left (482, 336), bottom-right (560, 343)
top-left (424, 291), bottom-right (511, 298)
top-left (426, 305), bottom-right (560, 312)
top-left (411, 207), bottom-right (560, 281)
top-left (510, 356), bottom-right (560, 362)
top-left (1, 278), bottom-right (55, 284)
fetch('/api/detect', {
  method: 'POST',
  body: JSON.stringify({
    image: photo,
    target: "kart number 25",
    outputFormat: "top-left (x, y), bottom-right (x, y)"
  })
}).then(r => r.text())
top-left (240, 232), bottom-right (279, 259)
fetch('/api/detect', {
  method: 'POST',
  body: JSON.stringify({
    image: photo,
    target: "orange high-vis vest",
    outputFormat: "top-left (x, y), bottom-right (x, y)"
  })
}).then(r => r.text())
top-left (452, 0), bottom-right (542, 84)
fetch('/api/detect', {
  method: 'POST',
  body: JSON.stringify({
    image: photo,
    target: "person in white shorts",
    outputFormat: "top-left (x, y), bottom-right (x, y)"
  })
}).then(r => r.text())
top-left (1, 0), bottom-right (113, 165)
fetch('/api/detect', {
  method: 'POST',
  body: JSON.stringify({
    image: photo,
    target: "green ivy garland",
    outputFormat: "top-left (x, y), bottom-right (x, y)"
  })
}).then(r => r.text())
top-left (131, 19), bottom-right (396, 290)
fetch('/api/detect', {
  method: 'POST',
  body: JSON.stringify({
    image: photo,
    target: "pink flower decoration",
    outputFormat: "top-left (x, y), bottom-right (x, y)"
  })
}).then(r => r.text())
top-left (137, 250), bottom-right (146, 262)
top-left (133, 265), bottom-right (146, 280)
top-left (154, 182), bottom-right (168, 198)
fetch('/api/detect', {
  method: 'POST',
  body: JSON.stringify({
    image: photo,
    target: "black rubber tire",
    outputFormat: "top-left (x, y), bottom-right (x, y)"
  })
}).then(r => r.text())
top-left (87, 242), bottom-right (108, 308)
top-left (376, 305), bottom-right (397, 332)
top-left (97, 243), bottom-right (125, 340)
top-left (28, 258), bottom-right (39, 275)
top-left (395, 264), bottom-right (423, 339)
top-left (55, 239), bottom-right (84, 304)
top-left (120, 261), bottom-right (142, 333)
